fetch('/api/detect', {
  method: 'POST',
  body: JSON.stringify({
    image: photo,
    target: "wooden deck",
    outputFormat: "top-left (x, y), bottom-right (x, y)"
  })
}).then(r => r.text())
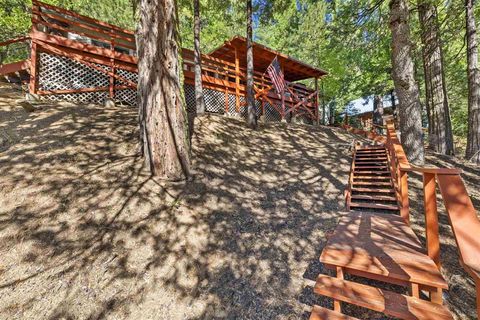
top-left (320, 212), bottom-right (447, 290)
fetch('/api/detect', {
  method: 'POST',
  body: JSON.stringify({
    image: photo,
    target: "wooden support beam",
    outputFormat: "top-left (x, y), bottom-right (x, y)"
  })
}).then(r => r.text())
top-left (109, 39), bottom-right (115, 98)
top-left (423, 172), bottom-right (441, 269)
top-left (235, 47), bottom-right (240, 112)
top-left (315, 77), bottom-right (319, 125)
top-left (334, 266), bottom-right (344, 312)
top-left (400, 171), bottom-right (410, 225)
top-left (29, 4), bottom-right (40, 94)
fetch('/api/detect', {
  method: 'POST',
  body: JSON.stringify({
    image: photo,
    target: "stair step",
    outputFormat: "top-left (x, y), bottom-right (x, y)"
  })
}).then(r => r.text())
top-left (357, 146), bottom-right (385, 150)
top-left (353, 176), bottom-right (391, 180)
top-left (352, 181), bottom-right (392, 186)
top-left (355, 162), bottom-right (387, 166)
top-left (314, 275), bottom-right (453, 320)
top-left (354, 166), bottom-right (388, 170)
top-left (309, 305), bottom-right (359, 320)
top-left (351, 194), bottom-right (397, 201)
top-left (356, 151), bottom-right (386, 155)
top-left (354, 171), bottom-right (390, 175)
top-left (350, 202), bottom-right (399, 210)
top-left (355, 157), bottom-right (388, 160)
top-left (352, 187), bottom-right (395, 193)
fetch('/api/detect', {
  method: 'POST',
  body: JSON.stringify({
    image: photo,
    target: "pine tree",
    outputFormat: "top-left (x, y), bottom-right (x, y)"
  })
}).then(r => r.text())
top-left (389, 0), bottom-right (425, 164)
top-left (465, 0), bottom-right (480, 163)
top-left (246, 0), bottom-right (257, 129)
top-left (137, 0), bottom-right (191, 179)
top-left (418, 0), bottom-right (454, 155)
top-left (193, 0), bottom-right (206, 115)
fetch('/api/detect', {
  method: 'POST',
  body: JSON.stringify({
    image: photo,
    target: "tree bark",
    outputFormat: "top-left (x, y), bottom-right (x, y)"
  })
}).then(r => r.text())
top-left (418, 0), bottom-right (454, 155)
top-left (246, 0), bottom-right (257, 129)
top-left (373, 94), bottom-right (384, 132)
top-left (466, 0), bottom-right (480, 163)
top-left (194, 0), bottom-right (206, 115)
top-left (389, 0), bottom-right (425, 164)
top-left (137, 0), bottom-right (191, 179)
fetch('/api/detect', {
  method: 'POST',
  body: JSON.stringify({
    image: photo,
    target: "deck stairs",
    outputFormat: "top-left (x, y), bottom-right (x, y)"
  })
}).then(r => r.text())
top-left (309, 142), bottom-right (454, 319)
top-left (346, 145), bottom-right (399, 213)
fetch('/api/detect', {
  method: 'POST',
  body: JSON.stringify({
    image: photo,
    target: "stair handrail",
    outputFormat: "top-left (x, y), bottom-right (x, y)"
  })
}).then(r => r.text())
top-left (0, 36), bottom-right (31, 67)
top-left (385, 120), bottom-right (480, 317)
top-left (385, 120), bottom-right (411, 223)
top-left (345, 140), bottom-right (357, 210)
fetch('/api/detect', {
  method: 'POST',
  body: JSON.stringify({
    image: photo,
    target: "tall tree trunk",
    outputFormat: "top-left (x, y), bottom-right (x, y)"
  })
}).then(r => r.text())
top-left (137, 0), bottom-right (191, 179)
top-left (418, 0), bottom-right (454, 155)
top-left (194, 0), bottom-right (205, 115)
top-left (466, 0), bottom-right (480, 163)
top-left (373, 94), bottom-right (384, 132)
top-left (246, 0), bottom-right (257, 129)
top-left (389, 0), bottom-right (425, 164)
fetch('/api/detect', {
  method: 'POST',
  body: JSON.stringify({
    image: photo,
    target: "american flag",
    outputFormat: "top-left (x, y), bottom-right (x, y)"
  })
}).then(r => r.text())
top-left (266, 56), bottom-right (286, 94)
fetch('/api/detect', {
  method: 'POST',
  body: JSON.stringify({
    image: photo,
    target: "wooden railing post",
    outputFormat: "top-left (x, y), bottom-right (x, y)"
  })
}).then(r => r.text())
top-left (476, 280), bottom-right (480, 319)
top-left (109, 38), bottom-right (115, 99)
top-left (400, 170), bottom-right (410, 225)
top-left (423, 172), bottom-right (441, 269)
top-left (234, 47), bottom-right (240, 113)
top-left (30, 4), bottom-right (40, 94)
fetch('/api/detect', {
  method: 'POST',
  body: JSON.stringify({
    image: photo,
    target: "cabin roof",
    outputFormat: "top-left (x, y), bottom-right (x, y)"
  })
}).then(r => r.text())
top-left (209, 36), bottom-right (328, 82)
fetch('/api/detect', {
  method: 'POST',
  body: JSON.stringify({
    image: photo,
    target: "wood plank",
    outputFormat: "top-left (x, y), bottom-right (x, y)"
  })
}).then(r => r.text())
top-left (352, 181), bottom-right (392, 186)
top-left (354, 166), bottom-right (388, 170)
top-left (353, 176), bottom-right (391, 180)
top-left (349, 202), bottom-right (399, 211)
top-left (309, 305), bottom-right (359, 320)
top-left (354, 171), bottom-right (390, 175)
top-left (320, 212), bottom-right (448, 289)
top-left (0, 60), bottom-right (30, 75)
top-left (314, 275), bottom-right (453, 320)
top-left (351, 194), bottom-right (397, 201)
top-left (436, 174), bottom-right (480, 277)
top-left (355, 162), bottom-right (388, 166)
top-left (351, 187), bottom-right (394, 193)
top-left (355, 156), bottom-right (388, 160)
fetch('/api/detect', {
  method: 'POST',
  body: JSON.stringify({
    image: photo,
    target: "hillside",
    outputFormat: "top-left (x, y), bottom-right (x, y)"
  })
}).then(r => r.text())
top-left (0, 83), bottom-right (478, 319)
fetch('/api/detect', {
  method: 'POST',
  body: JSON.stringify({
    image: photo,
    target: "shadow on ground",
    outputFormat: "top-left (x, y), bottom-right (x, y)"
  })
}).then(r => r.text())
top-left (0, 83), bottom-right (355, 320)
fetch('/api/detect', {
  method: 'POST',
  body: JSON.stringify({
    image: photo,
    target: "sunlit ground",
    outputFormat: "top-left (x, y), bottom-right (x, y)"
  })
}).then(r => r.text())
top-left (0, 83), bottom-right (478, 319)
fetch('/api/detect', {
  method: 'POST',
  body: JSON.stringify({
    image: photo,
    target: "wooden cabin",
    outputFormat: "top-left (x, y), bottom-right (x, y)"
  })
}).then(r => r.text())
top-left (0, 1), bottom-right (327, 124)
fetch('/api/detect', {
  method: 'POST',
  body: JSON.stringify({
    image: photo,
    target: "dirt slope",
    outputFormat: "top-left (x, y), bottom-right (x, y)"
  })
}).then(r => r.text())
top-left (0, 83), bottom-right (478, 319)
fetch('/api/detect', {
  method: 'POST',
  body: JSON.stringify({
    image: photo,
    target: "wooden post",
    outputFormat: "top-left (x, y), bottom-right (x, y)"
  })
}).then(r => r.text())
top-left (409, 283), bottom-right (420, 299)
top-left (334, 266), bottom-right (344, 312)
top-left (430, 287), bottom-right (443, 305)
top-left (235, 47), bottom-right (240, 113)
top-left (109, 39), bottom-right (115, 99)
top-left (400, 170), bottom-right (410, 224)
top-left (225, 87), bottom-right (229, 114)
top-left (476, 280), bottom-right (480, 319)
top-left (315, 77), bottom-right (319, 125)
top-left (261, 98), bottom-right (265, 121)
top-left (29, 4), bottom-right (40, 94)
top-left (321, 81), bottom-right (325, 125)
top-left (423, 172), bottom-right (441, 269)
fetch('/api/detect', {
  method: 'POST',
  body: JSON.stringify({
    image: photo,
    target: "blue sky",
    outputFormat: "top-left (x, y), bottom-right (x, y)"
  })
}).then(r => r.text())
top-left (346, 95), bottom-right (395, 115)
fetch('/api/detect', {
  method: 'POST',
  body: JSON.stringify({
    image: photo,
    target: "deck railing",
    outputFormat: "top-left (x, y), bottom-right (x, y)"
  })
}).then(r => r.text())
top-left (0, 37), bottom-right (31, 76)
top-left (383, 120), bottom-right (480, 317)
top-left (14, 0), bottom-right (320, 120)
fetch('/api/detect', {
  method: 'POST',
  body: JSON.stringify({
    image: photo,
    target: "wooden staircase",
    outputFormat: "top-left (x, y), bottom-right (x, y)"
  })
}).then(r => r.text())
top-left (308, 127), bottom-right (458, 319)
top-left (346, 145), bottom-right (400, 214)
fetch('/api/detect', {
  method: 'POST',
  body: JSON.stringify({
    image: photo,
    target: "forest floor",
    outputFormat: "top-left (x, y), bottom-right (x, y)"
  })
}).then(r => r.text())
top-left (0, 82), bottom-right (479, 320)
